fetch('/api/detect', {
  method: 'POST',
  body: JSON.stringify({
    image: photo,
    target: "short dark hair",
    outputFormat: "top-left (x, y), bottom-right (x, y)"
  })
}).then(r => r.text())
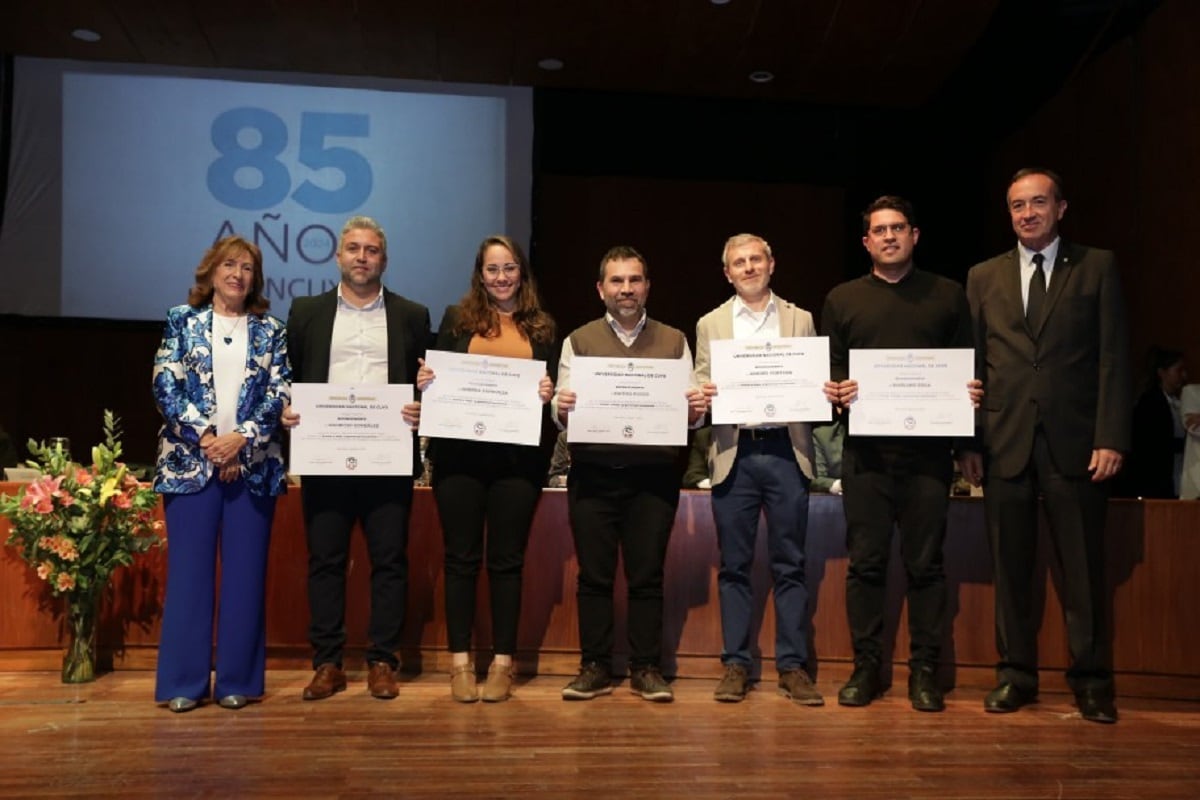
top-left (1009, 167), bottom-right (1066, 203)
top-left (861, 195), bottom-right (916, 234)
top-left (1144, 345), bottom-right (1184, 390)
top-left (598, 245), bottom-right (648, 282)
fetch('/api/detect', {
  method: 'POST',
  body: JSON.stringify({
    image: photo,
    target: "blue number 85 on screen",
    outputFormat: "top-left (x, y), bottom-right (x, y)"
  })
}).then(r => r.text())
top-left (207, 108), bottom-right (373, 213)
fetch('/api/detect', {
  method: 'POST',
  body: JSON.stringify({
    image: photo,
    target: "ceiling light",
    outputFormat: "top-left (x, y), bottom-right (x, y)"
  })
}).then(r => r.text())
top-left (711, 0), bottom-right (733, 5)
top-left (748, 70), bottom-right (774, 83)
top-left (537, 58), bottom-right (564, 71)
top-left (71, 28), bottom-right (101, 43)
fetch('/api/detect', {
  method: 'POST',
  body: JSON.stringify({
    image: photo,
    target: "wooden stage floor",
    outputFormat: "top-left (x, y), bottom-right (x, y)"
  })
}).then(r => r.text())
top-left (2, 670), bottom-right (1198, 798)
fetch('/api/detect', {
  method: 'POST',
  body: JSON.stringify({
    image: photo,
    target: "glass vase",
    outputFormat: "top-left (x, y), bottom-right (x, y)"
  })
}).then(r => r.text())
top-left (62, 590), bottom-right (99, 684)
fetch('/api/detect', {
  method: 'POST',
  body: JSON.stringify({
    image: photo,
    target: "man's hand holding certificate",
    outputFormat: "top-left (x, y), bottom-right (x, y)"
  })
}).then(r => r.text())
top-left (289, 383), bottom-right (415, 475)
top-left (567, 356), bottom-right (691, 445)
top-left (848, 348), bottom-right (975, 436)
top-left (709, 337), bottom-right (831, 425)
top-left (418, 350), bottom-right (547, 446)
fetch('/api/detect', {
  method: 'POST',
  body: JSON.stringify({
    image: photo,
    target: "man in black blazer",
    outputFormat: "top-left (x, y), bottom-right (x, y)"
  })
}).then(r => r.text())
top-left (964, 168), bottom-right (1131, 723)
top-left (283, 216), bottom-right (431, 701)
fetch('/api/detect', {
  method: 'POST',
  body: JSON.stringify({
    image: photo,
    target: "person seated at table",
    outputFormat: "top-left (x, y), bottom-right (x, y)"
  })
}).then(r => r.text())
top-left (548, 429), bottom-right (570, 488)
top-left (811, 411), bottom-right (845, 495)
top-left (1123, 346), bottom-right (1187, 498)
top-left (682, 425), bottom-right (712, 489)
top-left (0, 423), bottom-right (19, 470)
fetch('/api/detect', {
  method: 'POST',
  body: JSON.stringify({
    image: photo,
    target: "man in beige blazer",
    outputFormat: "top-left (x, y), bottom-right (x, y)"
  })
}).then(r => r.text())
top-left (694, 233), bottom-right (822, 706)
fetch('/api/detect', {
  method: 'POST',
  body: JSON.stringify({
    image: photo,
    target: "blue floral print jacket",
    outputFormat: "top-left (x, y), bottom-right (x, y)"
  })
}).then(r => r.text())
top-left (152, 304), bottom-right (291, 497)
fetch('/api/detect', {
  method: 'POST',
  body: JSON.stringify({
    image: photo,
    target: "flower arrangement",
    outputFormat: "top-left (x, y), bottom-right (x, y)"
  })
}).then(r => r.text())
top-left (1, 410), bottom-right (162, 681)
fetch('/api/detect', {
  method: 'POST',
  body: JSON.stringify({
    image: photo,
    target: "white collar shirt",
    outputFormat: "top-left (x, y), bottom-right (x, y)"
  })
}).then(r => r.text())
top-left (1018, 236), bottom-right (1061, 310)
top-left (328, 285), bottom-right (389, 385)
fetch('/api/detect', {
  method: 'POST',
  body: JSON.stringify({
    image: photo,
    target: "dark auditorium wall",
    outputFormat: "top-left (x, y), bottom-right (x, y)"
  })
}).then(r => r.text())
top-left (1, 0), bottom-right (1196, 467)
top-left (988, 0), bottom-right (1200, 380)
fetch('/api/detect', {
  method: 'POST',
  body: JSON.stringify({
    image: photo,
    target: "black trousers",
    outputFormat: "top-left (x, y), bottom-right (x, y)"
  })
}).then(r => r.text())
top-left (301, 475), bottom-right (413, 669)
top-left (985, 428), bottom-right (1112, 694)
top-left (432, 445), bottom-right (543, 656)
top-left (567, 461), bottom-right (679, 672)
top-left (841, 444), bottom-right (951, 669)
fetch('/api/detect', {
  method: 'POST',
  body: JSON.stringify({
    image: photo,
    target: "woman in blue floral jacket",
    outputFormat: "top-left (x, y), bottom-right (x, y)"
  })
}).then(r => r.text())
top-left (152, 235), bottom-right (290, 712)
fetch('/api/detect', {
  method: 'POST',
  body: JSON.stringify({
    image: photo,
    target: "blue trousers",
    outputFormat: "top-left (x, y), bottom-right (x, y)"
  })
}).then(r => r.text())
top-left (155, 478), bottom-right (276, 702)
top-left (711, 435), bottom-right (811, 672)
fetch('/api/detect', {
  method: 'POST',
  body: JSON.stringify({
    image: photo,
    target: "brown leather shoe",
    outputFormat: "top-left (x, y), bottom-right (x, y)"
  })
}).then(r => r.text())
top-left (480, 661), bottom-right (514, 702)
top-left (778, 668), bottom-right (825, 706)
top-left (367, 661), bottom-right (399, 699)
top-left (450, 662), bottom-right (479, 703)
top-left (302, 663), bottom-right (347, 701)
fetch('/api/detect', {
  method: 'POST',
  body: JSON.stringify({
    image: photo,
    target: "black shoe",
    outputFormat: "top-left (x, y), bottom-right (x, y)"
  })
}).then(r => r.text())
top-left (983, 682), bottom-right (1037, 713)
top-left (907, 667), bottom-right (944, 712)
top-left (629, 666), bottom-right (674, 702)
top-left (837, 663), bottom-right (882, 707)
top-left (561, 663), bottom-right (612, 700)
top-left (1076, 689), bottom-right (1118, 724)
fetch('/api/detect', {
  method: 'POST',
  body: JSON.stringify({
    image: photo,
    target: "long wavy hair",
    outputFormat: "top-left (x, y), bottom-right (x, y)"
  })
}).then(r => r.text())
top-left (451, 235), bottom-right (555, 344)
top-left (186, 235), bottom-right (269, 315)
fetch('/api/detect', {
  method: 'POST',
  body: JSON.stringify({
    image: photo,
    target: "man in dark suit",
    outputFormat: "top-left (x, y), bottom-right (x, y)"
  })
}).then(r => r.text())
top-left (964, 168), bottom-right (1131, 723)
top-left (283, 216), bottom-right (431, 702)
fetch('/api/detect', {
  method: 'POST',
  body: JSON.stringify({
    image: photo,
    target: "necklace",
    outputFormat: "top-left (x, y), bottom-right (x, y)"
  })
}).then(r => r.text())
top-left (214, 313), bottom-right (246, 345)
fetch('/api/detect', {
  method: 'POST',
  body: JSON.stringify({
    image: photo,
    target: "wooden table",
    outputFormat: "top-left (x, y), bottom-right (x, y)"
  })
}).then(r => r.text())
top-left (2, 483), bottom-right (1196, 698)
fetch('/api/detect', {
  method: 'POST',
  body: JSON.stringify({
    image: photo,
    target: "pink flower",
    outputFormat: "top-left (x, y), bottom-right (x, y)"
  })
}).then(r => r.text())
top-left (36, 562), bottom-right (53, 581)
top-left (75, 468), bottom-right (94, 486)
top-left (58, 491), bottom-right (76, 507)
top-left (112, 492), bottom-right (133, 510)
top-left (22, 476), bottom-right (64, 514)
top-left (56, 573), bottom-right (76, 591)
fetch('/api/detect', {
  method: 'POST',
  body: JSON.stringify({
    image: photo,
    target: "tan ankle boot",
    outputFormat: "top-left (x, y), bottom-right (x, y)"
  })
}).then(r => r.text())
top-left (481, 661), bottom-right (514, 702)
top-left (450, 663), bottom-right (478, 703)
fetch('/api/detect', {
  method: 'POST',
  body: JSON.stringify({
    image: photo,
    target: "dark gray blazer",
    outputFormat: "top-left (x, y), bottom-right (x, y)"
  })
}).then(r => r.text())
top-left (966, 241), bottom-right (1131, 479)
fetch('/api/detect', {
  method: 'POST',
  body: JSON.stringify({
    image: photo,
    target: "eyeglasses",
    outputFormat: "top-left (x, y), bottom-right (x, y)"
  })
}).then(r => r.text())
top-left (483, 263), bottom-right (520, 277)
top-left (867, 223), bottom-right (910, 237)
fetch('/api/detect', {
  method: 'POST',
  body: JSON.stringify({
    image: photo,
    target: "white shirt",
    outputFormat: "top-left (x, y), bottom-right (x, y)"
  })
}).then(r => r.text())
top-left (731, 293), bottom-right (782, 430)
top-left (328, 285), bottom-right (389, 385)
top-left (731, 292), bottom-right (781, 340)
top-left (212, 313), bottom-right (248, 435)
top-left (1018, 237), bottom-right (1061, 312)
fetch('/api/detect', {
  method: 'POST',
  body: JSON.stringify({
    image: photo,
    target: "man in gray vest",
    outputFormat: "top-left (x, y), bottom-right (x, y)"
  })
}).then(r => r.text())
top-left (552, 246), bottom-right (708, 702)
